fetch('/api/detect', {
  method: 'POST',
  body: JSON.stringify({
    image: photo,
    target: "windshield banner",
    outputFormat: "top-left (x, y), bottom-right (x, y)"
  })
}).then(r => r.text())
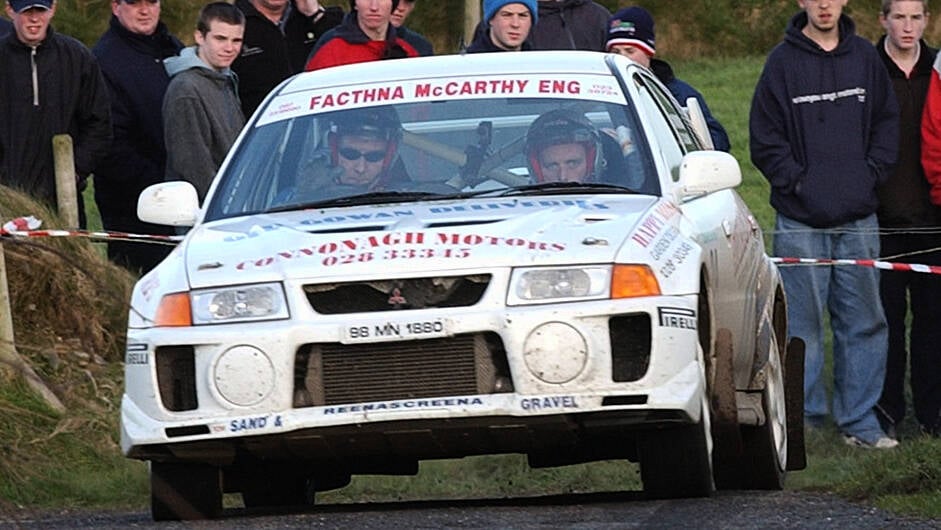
top-left (256, 74), bottom-right (625, 127)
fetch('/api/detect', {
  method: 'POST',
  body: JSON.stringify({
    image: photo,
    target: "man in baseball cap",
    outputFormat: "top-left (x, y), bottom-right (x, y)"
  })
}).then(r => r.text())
top-left (5, 0), bottom-right (54, 46)
top-left (0, 0), bottom-right (112, 228)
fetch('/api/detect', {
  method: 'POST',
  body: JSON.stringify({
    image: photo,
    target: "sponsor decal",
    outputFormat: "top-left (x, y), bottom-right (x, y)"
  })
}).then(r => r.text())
top-left (257, 74), bottom-right (626, 126)
top-left (519, 395), bottom-right (579, 411)
top-left (428, 199), bottom-right (610, 214)
top-left (658, 241), bottom-right (694, 278)
top-left (299, 209), bottom-right (416, 227)
top-left (229, 414), bottom-right (283, 433)
top-left (235, 231), bottom-right (566, 270)
top-left (323, 396), bottom-right (485, 415)
top-left (630, 201), bottom-right (680, 249)
top-left (658, 307), bottom-right (696, 330)
top-left (125, 343), bottom-right (149, 365)
top-left (138, 273), bottom-right (160, 303)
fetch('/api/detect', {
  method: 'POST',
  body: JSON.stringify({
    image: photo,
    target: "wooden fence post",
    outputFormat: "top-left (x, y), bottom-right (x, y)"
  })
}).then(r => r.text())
top-left (53, 134), bottom-right (80, 228)
top-left (464, 0), bottom-right (479, 50)
top-left (0, 242), bottom-right (66, 413)
top-left (0, 242), bottom-right (16, 374)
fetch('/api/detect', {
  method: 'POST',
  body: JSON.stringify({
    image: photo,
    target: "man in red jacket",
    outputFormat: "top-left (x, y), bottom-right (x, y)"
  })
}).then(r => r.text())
top-left (922, 52), bottom-right (941, 206)
top-left (304, 0), bottom-right (417, 71)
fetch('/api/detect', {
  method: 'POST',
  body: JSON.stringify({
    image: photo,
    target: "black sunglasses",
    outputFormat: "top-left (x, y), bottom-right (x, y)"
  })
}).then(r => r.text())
top-left (338, 147), bottom-right (385, 163)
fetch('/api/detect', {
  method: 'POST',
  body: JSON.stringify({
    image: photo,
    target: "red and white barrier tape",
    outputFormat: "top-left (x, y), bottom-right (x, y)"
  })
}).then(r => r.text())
top-left (0, 228), bottom-right (181, 243)
top-left (1, 216), bottom-right (181, 243)
top-left (771, 257), bottom-right (941, 275)
top-left (4, 217), bottom-right (941, 270)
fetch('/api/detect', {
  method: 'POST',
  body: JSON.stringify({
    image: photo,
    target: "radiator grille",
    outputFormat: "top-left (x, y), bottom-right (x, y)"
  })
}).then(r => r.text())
top-left (304, 275), bottom-right (490, 314)
top-left (293, 333), bottom-right (511, 407)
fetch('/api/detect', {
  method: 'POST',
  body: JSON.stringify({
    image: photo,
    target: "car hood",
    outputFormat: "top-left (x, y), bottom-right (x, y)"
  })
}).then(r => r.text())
top-left (183, 195), bottom-right (662, 288)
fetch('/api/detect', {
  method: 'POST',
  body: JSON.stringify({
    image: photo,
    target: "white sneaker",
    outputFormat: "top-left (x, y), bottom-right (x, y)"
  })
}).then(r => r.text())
top-left (843, 434), bottom-right (899, 449)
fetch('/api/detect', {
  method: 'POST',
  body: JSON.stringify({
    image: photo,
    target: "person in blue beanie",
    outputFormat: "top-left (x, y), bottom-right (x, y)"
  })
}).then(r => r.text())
top-left (465, 0), bottom-right (535, 53)
top-left (749, 1), bottom-right (899, 449)
top-left (605, 6), bottom-right (730, 152)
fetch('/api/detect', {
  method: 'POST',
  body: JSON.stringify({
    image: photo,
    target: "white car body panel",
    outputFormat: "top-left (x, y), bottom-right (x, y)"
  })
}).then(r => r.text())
top-left (123, 52), bottom-right (792, 511)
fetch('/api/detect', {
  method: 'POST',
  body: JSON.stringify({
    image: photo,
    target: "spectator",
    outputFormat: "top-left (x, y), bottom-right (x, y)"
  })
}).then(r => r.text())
top-left (524, 109), bottom-right (602, 183)
top-left (528, 0), bottom-right (609, 51)
top-left (749, 2), bottom-right (899, 448)
top-left (606, 6), bottom-right (730, 152)
top-left (916, 25), bottom-right (941, 440)
top-left (465, 0), bottom-right (536, 53)
top-left (391, 0), bottom-right (432, 56)
top-left (163, 1), bottom-right (245, 202)
top-left (92, 0), bottom-right (183, 274)
top-left (304, 0), bottom-right (417, 71)
top-left (0, 16), bottom-right (10, 38)
top-left (232, 0), bottom-right (342, 118)
top-left (876, 0), bottom-right (941, 441)
top-left (0, 0), bottom-right (111, 228)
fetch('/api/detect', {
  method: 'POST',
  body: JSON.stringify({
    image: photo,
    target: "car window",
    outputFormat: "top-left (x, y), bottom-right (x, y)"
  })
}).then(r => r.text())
top-left (205, 77), bottom-right (661, 221)
top-left (631, 73), bottom-right (695, 182)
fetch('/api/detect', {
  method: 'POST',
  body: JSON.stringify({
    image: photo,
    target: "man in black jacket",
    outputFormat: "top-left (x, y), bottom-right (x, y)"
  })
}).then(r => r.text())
top-left (873, 0), bottom-right (941, 440)
top-left (528, 0), bottom-right (608, 51)
top-left (92, 0), bottom-right (183, 274)
top-left (391, 0), bottom-right (432, 56)
top-left (0, 0), bottom-right (111, 228)
top-left (232, 0), bottom-right (342, 118)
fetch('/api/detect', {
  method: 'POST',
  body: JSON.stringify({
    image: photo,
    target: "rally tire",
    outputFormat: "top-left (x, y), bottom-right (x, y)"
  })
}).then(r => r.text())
top-left (150, 462), bottom-right (223, 521)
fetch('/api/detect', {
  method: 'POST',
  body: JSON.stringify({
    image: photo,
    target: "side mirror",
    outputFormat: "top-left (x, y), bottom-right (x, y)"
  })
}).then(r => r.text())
top-left (675, 150), bottom-right (741, 202)
top-left (685, 96), bottom-right (715, 150)
top-left (137, 181), bottom-right (199, 226)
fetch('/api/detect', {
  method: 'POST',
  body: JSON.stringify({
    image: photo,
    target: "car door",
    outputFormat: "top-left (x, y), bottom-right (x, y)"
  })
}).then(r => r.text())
top-left (627, 68), bottom-right (760, 381)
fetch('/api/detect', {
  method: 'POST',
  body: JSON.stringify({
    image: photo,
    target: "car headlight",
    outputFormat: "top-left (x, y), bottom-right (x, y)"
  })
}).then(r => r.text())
top-left (508, 266), bottom-right (610, 305)
top-left (186, 283), bottom-right (288, 325)
top-left (507, 264), bottom-right (660, 306)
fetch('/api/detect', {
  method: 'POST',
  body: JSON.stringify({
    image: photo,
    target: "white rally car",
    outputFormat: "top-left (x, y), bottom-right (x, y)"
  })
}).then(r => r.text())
top-left (123, 51), bottom-right (805, 520)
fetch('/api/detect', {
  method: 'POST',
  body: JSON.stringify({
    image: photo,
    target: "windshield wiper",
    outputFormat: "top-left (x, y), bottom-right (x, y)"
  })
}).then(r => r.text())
top-left (267, 191), bottom-right (439, 213)
top-left (496, 182), bottom-right (634, 196)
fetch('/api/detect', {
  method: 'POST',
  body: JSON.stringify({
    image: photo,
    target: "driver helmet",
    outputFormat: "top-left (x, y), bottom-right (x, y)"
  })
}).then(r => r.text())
top-left (524, 109), bottom-right (603, 183)
top-left (328, 106), bottom-right (403, 183)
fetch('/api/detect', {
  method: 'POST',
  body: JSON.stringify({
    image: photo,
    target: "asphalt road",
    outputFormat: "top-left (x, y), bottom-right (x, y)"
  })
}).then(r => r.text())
top-left (2, 490), bottom-right (939, 529)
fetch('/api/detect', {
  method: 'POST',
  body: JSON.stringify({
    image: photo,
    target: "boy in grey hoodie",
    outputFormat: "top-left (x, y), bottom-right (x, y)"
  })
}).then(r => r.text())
top-left (163, 2), bottom-right (245, 202)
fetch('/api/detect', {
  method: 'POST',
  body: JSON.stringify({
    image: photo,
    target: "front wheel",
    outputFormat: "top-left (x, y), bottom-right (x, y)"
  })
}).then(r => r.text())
top-left (639, 348), bottom-right (715, 499)
top-left (150, 462), bottom-right (222, 521)
top-left (740, 326), bottom-right (788, 489)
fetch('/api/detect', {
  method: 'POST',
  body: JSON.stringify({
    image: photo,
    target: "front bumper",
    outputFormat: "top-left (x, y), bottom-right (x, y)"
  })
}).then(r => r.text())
top-left (122, 294), bottom-right (704, 464)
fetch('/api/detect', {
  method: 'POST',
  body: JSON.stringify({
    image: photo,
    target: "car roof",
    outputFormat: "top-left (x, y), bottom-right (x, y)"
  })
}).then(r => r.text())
top-left (278, 51), bottom-right (627, 97)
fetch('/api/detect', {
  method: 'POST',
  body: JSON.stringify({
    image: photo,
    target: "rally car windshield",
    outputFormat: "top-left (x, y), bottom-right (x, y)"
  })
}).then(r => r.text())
top-left (205, 92), bottom-right (657, 221)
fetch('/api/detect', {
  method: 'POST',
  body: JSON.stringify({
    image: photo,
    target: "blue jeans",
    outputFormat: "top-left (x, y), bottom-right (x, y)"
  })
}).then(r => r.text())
top-left (773, 214), bottom-right (888, 444)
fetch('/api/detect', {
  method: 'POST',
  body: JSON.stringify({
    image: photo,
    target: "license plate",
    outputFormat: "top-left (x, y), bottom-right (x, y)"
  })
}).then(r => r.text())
top-left (342, 318), bottom-right (449, 344)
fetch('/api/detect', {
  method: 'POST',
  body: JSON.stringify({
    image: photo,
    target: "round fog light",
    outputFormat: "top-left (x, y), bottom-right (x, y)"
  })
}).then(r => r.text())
top-left (213, 345), bottom-right (274, 406)
top-left (523, 322), bottom-right (588, 384)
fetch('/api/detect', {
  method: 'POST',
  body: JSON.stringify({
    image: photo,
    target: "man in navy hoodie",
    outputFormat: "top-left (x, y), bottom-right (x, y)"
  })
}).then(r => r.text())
top-left (749, 0), bottom-right (900, 448)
